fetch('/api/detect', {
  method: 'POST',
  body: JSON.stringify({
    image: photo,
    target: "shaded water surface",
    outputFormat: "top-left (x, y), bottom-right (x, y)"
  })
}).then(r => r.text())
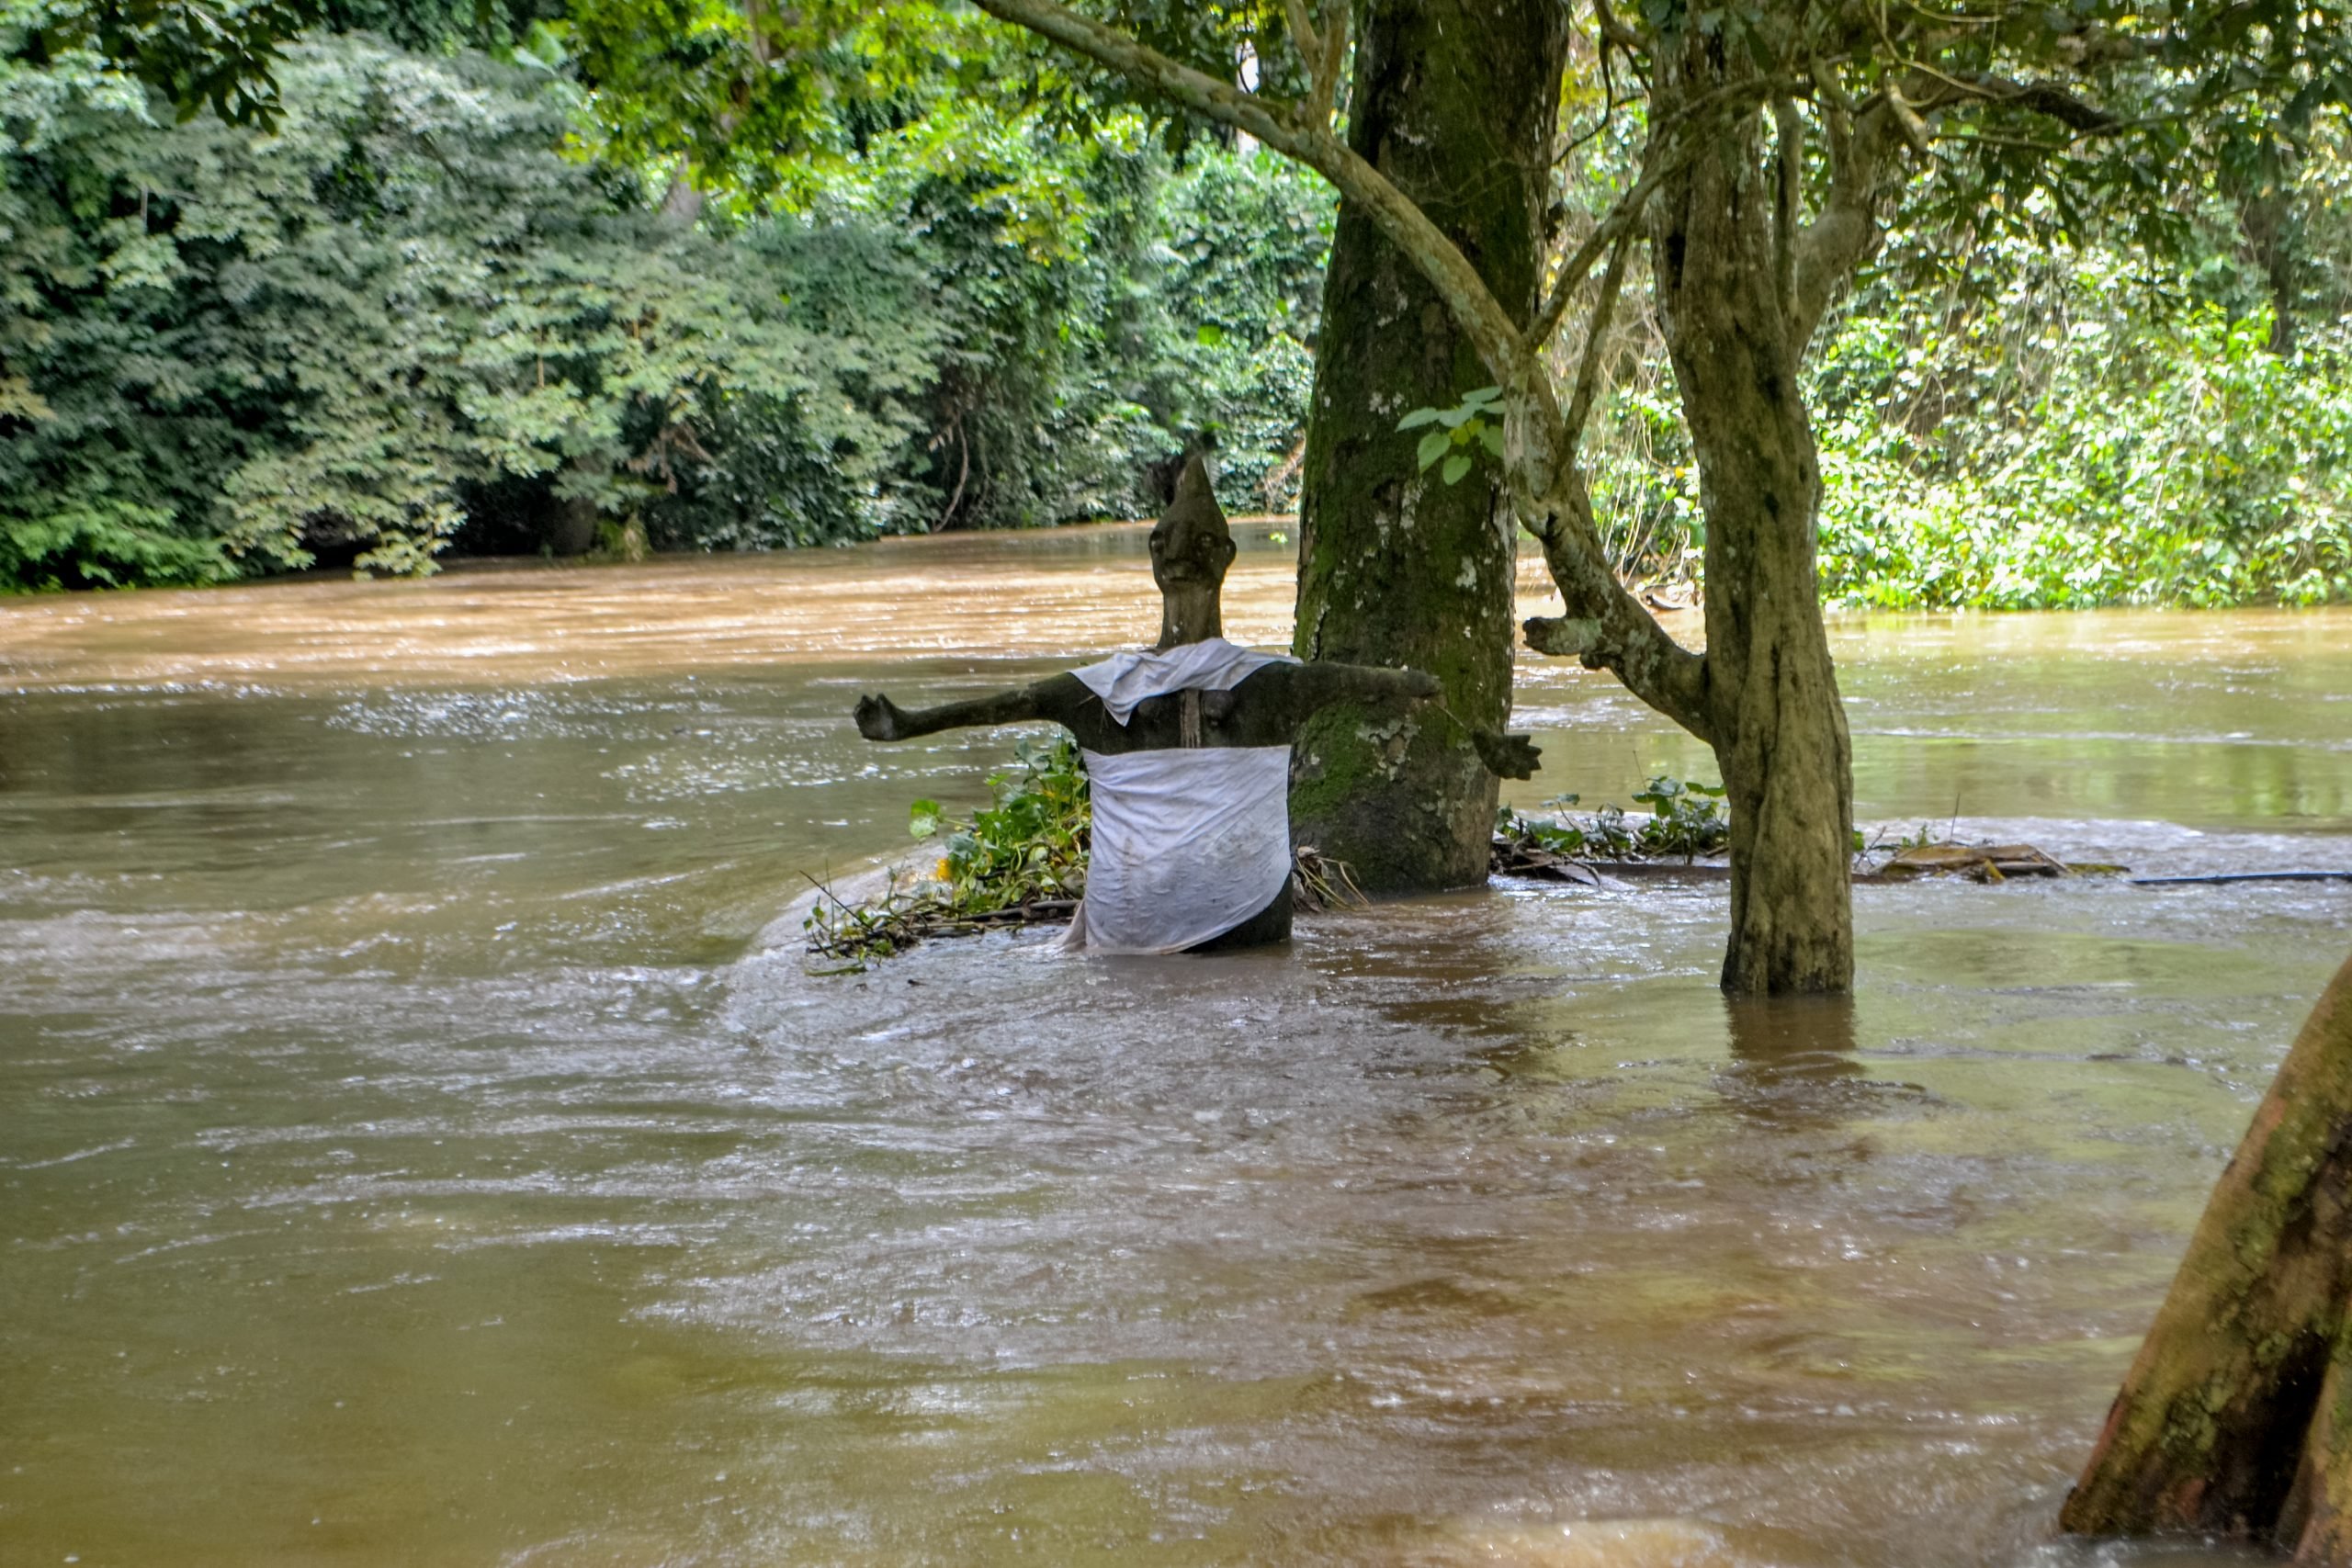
top-left (4, 529), bottom-right (2349, 1565)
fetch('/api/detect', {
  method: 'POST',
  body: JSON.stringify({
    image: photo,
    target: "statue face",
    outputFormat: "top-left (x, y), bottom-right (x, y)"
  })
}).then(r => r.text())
top-left (1148, 507), bottom-right (1237, 594)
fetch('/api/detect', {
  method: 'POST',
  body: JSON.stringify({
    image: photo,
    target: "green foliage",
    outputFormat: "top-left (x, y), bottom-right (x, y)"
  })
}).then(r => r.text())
top-left (1148, 144), bottom-right (1329, 510)
top-left (15, 0), bottom-right (322, 127)
top-left (1628, 774), bottom-right (1728, 860)
top-left (804, 736), bottom-right (1090, 964)
top-left (1496, 775), bottom-right (1728, 864)
top-left (933, 734), bottom-right (1091, 908)
top-left (1397, 386), bottom-right (1503, 489)
top-left (1813, 244), bottom-right (2352, 609)
top-left (0, 26), bottom-right (947, 586)
top-left (3, 2), bottom-right (1332, 587)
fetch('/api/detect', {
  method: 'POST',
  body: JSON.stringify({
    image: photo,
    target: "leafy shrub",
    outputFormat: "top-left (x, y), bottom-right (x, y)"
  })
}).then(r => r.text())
top-left (1812, 246), bottom-right (2352, 609)
top-left (0, 28), bottom-right (943, 585)
top-left (919, 735), bottom-right (1091, 909)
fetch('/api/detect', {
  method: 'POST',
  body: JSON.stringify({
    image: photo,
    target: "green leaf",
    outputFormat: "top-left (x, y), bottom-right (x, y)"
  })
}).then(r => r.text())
top-left (1478, 424), bottom-right (1505, 457)
top-left (1417, 430), bottom-right (1452, 471)
top-left (1436, 404), bottom-right (1475, 429)
top-left (1441, 453), bottom-right (1473, 485)
top-left (1195, 323), bottom-right (1226, 347)
top-left (1396, 407), bottom-right (1442, 431)
top-left (909, 800), bottom-right (942, 839)
top-left (1461, 385), bottom-right (1501, 405)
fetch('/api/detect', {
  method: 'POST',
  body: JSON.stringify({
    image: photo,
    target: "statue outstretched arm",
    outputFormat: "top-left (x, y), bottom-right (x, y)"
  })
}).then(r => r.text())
top-left (1280, 660), bottom-right (1443, 710)
top-left (1273, 662), bottom-right (1541, 779)
top-left (854, 675), bottom-right (1085, 742)
top-left (1467, 729), bottom-right (1542, 780)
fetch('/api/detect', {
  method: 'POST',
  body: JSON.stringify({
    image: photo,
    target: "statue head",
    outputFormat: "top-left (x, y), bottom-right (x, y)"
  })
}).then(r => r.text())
top-left (1148, 452), bottom-right (1236, 649)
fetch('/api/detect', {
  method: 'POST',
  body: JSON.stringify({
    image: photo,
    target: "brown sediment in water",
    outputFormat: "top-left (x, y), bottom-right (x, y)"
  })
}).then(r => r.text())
top-left (0, 526), bottom-right (2347, 1566)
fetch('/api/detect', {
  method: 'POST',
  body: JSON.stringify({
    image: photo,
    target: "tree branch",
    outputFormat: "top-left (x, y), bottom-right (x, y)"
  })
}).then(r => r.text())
top-left (1522, 470), bottom-right (1713, 746)
top-left (1790, 87), bottom-right (1895, 351)
top-left (1772, 94), bottom-right (1803, 341)
top-left (1926, 72), bottom-right (2125, 133)
top-left (965, 0), bottom-right (1531, 386)
top-left (1314, 0), bottom-right (1346, 125)
top-left (1562, 225), bottom-right (1634, 446)
top-left (1531, 163), bottom-right (1665, 350)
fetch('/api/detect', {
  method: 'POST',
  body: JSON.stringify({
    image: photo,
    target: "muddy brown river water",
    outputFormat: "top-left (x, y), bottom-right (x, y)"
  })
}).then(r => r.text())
top-left (4, 525), bottom-right (2350, 1566)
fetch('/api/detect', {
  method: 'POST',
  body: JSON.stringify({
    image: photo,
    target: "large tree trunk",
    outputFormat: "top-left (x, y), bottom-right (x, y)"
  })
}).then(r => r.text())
top-left (2063, 947), bottom-right (2352, 1562)
top-left (1288, 0), bottom-right (1567, 891)
top-left (1648, 62), bottom-right (1855, 996)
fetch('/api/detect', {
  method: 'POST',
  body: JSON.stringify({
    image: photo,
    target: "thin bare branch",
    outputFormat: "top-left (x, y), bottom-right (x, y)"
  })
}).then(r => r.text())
top-left (1562, 225), bottom-right (1634, 445)
top-left (1531, 165), bottom-right (1659, 350)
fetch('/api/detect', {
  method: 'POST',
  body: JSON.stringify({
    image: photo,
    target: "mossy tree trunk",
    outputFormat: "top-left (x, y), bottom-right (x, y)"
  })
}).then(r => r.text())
top-left (2063, 947), bottom-right (2352, 1562)
top-left (1287, 0), bottom-right (1567, 892)
top-left (1645, 62), bottom-right (1856, 996)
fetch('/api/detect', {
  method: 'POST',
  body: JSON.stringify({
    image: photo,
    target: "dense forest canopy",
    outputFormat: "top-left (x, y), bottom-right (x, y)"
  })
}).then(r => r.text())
top-left (2, 0), bottom-right (2348, 604)
top-left (1, 1), bottom-right (1330, 584)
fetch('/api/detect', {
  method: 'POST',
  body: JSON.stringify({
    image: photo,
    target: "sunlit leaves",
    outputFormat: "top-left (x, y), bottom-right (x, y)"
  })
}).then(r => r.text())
top-left (1397, 384), bottom-right (1501, 486)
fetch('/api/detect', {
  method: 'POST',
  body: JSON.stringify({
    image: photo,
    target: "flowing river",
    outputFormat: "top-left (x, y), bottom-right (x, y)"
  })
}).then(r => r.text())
top-left (5, 526), bottom-right (2350, 1566)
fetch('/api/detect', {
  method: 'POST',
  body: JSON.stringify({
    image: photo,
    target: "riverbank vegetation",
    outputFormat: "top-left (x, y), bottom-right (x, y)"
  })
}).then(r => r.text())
top-left (5, 3), bottom-right (2346, 607)
top-left (1, 8), bottom-right (1329, 587)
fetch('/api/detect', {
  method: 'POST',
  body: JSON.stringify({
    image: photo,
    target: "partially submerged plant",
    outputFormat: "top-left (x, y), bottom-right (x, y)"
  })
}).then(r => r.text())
top-left (807, 738), bottom-right (1091, 966)
top-left (918, 734), bottom-right (1091, 912)
top-left (1628, 775), bottom-right (1729, 861)
top-left (1493, 774), bottom-right (1729, 871)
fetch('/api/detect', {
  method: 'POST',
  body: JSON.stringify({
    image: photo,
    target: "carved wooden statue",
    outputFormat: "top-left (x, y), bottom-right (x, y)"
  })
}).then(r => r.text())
top-left (855, 456), bottom-right (1537, 952)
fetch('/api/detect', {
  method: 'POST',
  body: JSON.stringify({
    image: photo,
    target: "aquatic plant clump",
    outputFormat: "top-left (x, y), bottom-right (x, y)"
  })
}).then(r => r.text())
top-left (805, 737), bottom-right (1091, 965)
top-left (807, 736), bottom-right (1368, 967)
top-left (1492, 775), bottom-right (1732, 873)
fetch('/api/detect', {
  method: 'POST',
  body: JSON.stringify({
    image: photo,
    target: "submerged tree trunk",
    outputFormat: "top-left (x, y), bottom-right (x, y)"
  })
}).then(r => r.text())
top-left (1647, 61), bottom-right (1855, 995)
top-left (2063, 948), bottom-right (2352, 1562)
top-left (1288, 0), bottom-right (1567, 891)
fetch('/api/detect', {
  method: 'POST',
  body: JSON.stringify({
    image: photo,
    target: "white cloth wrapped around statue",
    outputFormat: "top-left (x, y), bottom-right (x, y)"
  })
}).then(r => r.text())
top-left (1063, 637), bottom-right (1297, 954)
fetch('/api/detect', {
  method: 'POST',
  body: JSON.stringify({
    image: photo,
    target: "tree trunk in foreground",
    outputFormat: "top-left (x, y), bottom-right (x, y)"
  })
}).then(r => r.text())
top-left (2064, 947), bottom-right (2352, 1561)
top-left (1647, 61), bottom-right (1855, 995)
top-left (1288, 0), bottom-right (1567, 891)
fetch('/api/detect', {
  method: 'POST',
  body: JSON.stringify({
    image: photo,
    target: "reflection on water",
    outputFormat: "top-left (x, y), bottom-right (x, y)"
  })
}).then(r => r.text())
top-left (2, 528), bottom-right (2345, 1565)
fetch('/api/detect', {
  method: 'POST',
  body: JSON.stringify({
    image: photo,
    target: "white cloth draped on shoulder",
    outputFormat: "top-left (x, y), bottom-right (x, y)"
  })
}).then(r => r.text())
top-left (1061, 637), bottom-right (1301, 954)
top-left (1069, 637), bottom-right (1294, 723)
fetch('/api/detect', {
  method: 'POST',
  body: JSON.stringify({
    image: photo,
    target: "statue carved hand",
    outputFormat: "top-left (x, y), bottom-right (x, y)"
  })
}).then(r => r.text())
top-left (1471, 729), bottom-right (1542, 780)
top-left (854, 694), bottom-right (907, 741)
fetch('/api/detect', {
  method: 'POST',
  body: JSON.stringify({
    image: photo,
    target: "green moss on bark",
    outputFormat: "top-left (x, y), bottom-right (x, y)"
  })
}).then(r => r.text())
top-left (1288, 0), bottom-right (1567, 893)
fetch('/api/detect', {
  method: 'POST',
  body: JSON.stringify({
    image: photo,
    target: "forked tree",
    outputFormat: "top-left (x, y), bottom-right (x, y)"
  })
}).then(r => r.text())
top-left (960, 0), bottom-right (2347, 995)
